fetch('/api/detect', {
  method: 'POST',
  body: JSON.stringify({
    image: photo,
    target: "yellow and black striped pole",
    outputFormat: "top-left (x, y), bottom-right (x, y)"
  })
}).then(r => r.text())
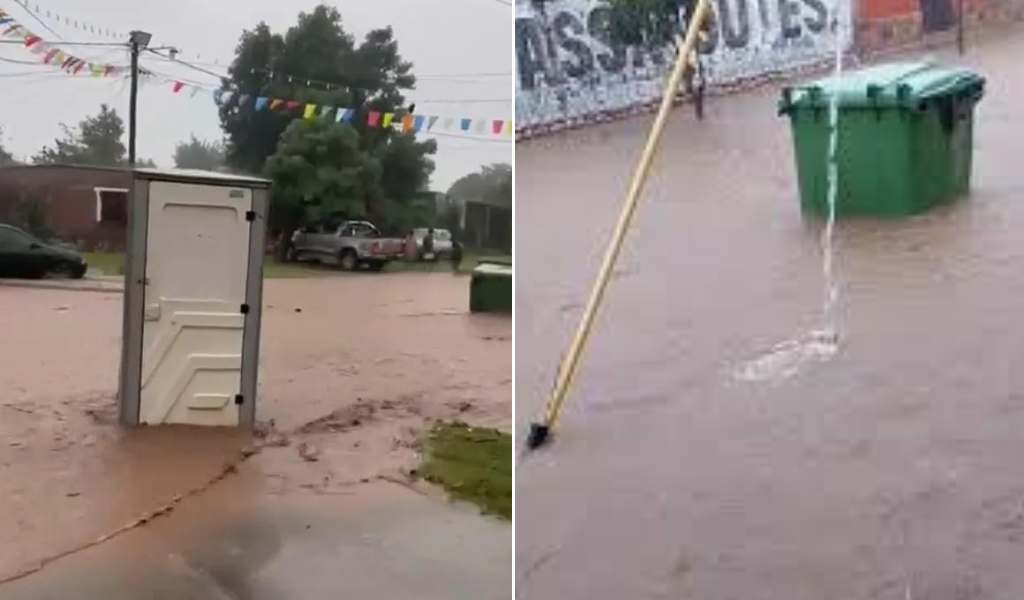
top-left (527, 0), bottom-right (713, 450)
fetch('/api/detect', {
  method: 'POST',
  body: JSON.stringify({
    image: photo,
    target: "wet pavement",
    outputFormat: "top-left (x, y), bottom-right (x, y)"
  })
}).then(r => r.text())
top-left (516, 27), bottom-right (1024, 600)
top-left (0, 272), bottom-right (511, 594)
top-left (2, 470), bottom-right (511, 600)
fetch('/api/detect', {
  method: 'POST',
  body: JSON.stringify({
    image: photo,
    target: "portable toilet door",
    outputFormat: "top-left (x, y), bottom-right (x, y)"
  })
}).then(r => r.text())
top-left (118, 169), bottom-right (271, 428)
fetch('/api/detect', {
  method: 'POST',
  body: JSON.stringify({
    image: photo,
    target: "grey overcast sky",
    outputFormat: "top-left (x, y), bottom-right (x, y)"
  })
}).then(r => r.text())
top-left (0, 0), bottom-right (513, 190)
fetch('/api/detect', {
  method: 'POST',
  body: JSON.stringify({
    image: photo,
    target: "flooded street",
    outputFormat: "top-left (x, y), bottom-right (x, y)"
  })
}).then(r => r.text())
top-left (516, 27), bottom-right (1024, 600)
top-left (0, 272), bottom-right (511, 592)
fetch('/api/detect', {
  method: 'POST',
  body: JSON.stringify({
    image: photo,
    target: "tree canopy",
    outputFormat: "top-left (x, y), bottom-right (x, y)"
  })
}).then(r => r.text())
top-left (33, 104), bottom-right (126, 166)
top-left (447, 163), bottom-right (513, 209)
top-left (0, 126), bottom-right (13, 165)
top-left (264, 118), bottom-right (436, 234)
top-left (219, 5), bottom-right (416, 175)
top-left (173, 135), bottom-right (226, 170)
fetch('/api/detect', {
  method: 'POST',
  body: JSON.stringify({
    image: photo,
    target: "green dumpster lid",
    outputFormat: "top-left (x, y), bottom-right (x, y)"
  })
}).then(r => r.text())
top-left (473, 262), bottom-right (513, 276)
top-left (781, 62), bottom-right (985, 111)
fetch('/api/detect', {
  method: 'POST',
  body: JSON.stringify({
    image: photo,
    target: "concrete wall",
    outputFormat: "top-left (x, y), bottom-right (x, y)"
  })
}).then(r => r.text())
top-left (515, 0), bottom-right (852, 132)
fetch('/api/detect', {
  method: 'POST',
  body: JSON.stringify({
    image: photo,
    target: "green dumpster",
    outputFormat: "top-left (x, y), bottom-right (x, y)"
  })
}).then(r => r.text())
top-left (779, 62), bottom-right (985, 216)
top-left (470, 261), bottom-right (512, 313)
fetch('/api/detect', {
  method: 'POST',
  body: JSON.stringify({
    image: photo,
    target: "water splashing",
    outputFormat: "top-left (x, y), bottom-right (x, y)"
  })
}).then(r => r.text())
top-left (735, 3), bottom-right (846, 384)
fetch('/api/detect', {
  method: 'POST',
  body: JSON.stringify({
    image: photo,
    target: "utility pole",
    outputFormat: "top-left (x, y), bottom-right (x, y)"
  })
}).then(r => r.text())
top-left (128, 30), bottom-right (152, 167)
top-left (957, 0), bottom-right (965, 55)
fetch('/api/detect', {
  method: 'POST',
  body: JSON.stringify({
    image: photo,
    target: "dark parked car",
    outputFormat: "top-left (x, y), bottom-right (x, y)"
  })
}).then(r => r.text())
top-left (0, 224), bottom-right (87, 279)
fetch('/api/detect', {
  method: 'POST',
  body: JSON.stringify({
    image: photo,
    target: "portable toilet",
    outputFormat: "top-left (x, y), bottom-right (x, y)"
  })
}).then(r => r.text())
top-left (118, 169), bottom-right (271, 428)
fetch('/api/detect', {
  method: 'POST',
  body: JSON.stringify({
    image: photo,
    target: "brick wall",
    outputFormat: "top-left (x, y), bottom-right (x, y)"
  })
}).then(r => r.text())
top-left (0, 165), bottom-right (131, 250)
top-left (856, 0), bottom-right (1024, 52)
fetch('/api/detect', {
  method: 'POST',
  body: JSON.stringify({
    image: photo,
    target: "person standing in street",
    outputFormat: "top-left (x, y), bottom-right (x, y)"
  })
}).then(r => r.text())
top-left (423, 228), bottom-right (435, 261)
top-left (450, 238), bottom-right (464, 273)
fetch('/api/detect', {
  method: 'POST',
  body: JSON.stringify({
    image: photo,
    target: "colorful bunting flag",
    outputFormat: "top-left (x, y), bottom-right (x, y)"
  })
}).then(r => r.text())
top-left (401, 114), bottom-right (413, 133)
top-left (213, 89), bottom-right (224, 105)
top-left (413, 115), bottom-right (425, 132)
top-left (303, 104), bottom-right (317, 119)
top-left (428, 116), bottom-right (439, 131)
top-left (368, 111), bottom-right (381, 127)
top-left (237, 93), bottom-right (250, 106)
top-left (492, 120), bottom-right (503, 134)
top-left (382, 113), bottom-right (394, 128)
top-left (172, 81), bottom-right (185, 93)
top-left (255, 97), bottom-right (269, 111)
top-left (460, 118), bottom-right (472, 131)
top-left (270, 99), bottom-right (284, 111)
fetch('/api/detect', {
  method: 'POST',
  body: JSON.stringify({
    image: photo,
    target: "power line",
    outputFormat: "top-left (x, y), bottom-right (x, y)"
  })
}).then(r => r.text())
top-left (144, 48), bottom-right (225, 82)
top-left (10, 0), bottom-right (64, 40)
top-left (424, 130), bottom-right (513, 143)
top-left (0, 39), bottom-right (128, 47)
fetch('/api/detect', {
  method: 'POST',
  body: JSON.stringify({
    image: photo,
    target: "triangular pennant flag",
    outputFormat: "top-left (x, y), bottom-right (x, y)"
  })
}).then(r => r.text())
top-left (0, 18), bottom-right (12, 26)
top-left (24, 35), bottom-right (41, 47)
top-left (190, 87), bottom-right (201, 98)
top-left (285, 100), bottom-right (301, 112)
top-left (72, 61), bottom-right (86, 75)
top-left (367, 111), bottom-right (381, 127)
top-left (221, 90), bottom-right (235, 105)
top-left (335, 108), bottom-right (348, 123)
top-left (460, 118), bottom-right (472, 131)
top-left (427, 116), bottom-right (439, 130)
top-left (60, 55), bottom-right (76, 70)
top-left (504, 120), bottom-right (513, 135)
top-left (44, 49), bottom-right (62, 64)
top-left (474, 120), bottom-right (487, 134)
top-left (255, 97), bottom-right (269, 111)
top-left (413, 115), bottom-right (425, 132)
top-left (4, 24), bottom-right (25, 37)
top-left (213, 89), bottom-right (224, 105)
top-left (172, 81), bottom-right (185, 93)
top-left (382, 113), bottom-right (394, 128)
top-left (319, 106), bottom-right (334, 119)
top-left (104, 65), bottom-right (115, 77)
top-left (341, 108), bottom-right (355, 123)
top-left (303, 103), bottom-right (317, 119)
top-left (492, 120), bottom-right (503, 135)
top-left (269, 99), bottom-right (284, 111)
top-left (90, 64), bottom-right (104, 77)
top-left (237, 93), bottom-right (250, 106)
top-left (442, 117), bottom-right (455, 130)
top-left (401, 114), bottom-right (413, 133)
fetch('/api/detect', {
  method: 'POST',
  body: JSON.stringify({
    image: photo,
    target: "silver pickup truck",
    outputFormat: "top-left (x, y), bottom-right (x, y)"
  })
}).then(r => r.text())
top-left (286, 220), bottom-right (404, 271)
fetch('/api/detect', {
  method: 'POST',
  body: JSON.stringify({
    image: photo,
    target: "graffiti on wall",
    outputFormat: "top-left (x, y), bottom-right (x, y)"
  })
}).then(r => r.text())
top-left (515, 0), bottom-right (851, 129)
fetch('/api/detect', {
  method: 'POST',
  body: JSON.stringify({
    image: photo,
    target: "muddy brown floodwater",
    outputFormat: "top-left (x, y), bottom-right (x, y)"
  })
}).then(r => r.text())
top-left (0, 271), bottom-right (511, 588)
top-left (516, 27), bottom-right (1024, 600)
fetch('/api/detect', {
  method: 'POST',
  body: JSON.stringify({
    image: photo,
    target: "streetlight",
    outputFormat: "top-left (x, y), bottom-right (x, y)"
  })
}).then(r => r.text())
top-left (128, 30), bottom-right (151, 166)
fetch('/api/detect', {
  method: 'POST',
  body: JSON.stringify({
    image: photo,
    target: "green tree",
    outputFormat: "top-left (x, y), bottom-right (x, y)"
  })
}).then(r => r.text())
top-left (264, 118), bottom-right (380, 234)
top-left (33, 104), bottom-right (126, 166)
top-left (219, 5), bottom-right (415, 174)
top-left (0, 126), bottom-right (13, 165)
top-left (447, 163), bottom-right (513, 207)
top-left (174, 135), bottom-right (226, 170)
top-left (603, 0), bottom-right (716, 52)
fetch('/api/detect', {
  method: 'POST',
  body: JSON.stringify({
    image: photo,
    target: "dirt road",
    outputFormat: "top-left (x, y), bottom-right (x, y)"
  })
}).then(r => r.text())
top-left (0, 272), bottom-right (511, 588)
top-left (516, 27), bottom-right (1024, 599)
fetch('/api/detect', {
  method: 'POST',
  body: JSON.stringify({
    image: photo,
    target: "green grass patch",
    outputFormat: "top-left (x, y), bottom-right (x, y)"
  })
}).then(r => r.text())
top-left (418, 422), bottom-right (512, 520)
top-left (83, 251), bottom-right (125, 276)
top-left (83, 251), bottom-right (511, 278)
top-left (388, 252), bottom-right (511, 274)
